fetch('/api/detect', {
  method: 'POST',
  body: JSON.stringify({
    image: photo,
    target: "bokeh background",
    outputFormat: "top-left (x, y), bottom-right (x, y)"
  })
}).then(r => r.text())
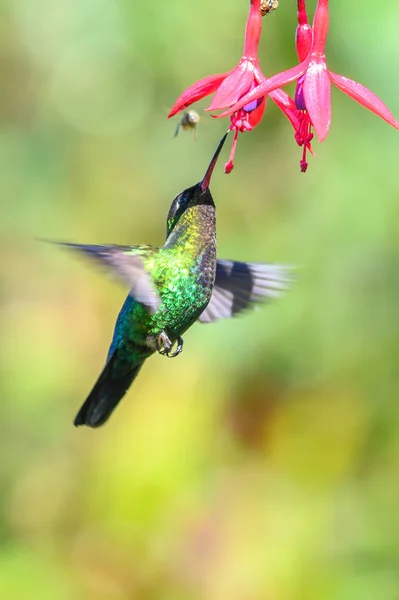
top-left (1, 1), bottom-right (399, 598)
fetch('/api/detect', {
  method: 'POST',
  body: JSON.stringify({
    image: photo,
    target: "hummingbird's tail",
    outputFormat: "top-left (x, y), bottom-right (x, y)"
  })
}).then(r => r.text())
top-left (74, 352), bottom-right (143, 428)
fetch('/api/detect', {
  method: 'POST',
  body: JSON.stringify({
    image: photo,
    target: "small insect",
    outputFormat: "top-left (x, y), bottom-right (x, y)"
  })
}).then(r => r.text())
top-left (260, 0), bottom-right (279, 16)
top-left (174, 110), bottom-right (200, 140)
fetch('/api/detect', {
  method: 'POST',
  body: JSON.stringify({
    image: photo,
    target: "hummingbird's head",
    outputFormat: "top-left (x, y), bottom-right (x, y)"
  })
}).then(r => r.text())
top-left (166, 133), bottom-right (228, 236)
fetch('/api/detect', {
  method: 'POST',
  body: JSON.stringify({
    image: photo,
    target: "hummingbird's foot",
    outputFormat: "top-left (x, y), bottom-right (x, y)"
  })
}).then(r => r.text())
top-left (156, 331), bottom-right (173, 355)
top-left (156, 332), bottom-right (184, 358)
top-left (168, 336), bottom-right (183, 358)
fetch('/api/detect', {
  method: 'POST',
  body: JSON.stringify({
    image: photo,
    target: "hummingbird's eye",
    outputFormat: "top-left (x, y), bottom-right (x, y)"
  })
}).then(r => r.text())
top-left (177, 192), bottom-right (188, 208)
top-left (166, 191), bottom-right (190, 236)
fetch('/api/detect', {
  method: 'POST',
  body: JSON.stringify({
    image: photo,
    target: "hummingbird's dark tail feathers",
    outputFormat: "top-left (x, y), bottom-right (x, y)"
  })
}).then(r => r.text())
top-left (74, 353), bottom-right (143, 428)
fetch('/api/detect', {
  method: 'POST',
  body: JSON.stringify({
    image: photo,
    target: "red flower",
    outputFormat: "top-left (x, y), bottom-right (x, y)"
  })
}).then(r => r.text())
top-left (220, 0), bottom-right (399, 171)
top-left (168, 0), bottom-right (301, 174)
top-left (293, 0), bottom-right (315, 172)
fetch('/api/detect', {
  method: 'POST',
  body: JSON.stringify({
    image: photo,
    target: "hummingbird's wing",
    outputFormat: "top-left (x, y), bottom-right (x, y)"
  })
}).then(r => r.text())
top-left (58, 243), bottom-right (160, 314)
top-left (198, 260), bottom-right (292, 323)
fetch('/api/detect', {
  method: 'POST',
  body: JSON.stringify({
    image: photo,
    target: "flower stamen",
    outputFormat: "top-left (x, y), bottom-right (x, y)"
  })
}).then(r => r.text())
top-left (226, 109), bottom-right (255, 173)
top-left (294, 76), bottom-right (314, 171)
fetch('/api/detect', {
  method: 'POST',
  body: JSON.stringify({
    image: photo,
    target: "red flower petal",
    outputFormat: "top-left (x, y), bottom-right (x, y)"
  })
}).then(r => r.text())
top-left (303, 59), bottom-right (331, 142)
top-left (168, 73), bottom-right (228, 118)
top-left (269, 89), bottom-right (301, 131)
top-left (247, 96), bottom-right (266, 128)
top-left (209, 62), bottom-right (255, 110)
top-left (329, 72), bottom-right (399, 130)
top-left (216, 61), bottom-right (307, 118)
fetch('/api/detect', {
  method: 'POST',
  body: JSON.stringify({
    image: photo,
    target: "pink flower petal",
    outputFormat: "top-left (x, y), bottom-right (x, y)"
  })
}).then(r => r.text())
top-left (269, 89), bottom-right (301, 131)
top-left (215, 61), bottom-right (307, 118)
top-left (168, 73), bottom-right (228, 118)
top-left (209, 62), bottom-right (255, 110)
top-left (303, 58), bottom-right (331, 142)
top-left (330, 72), bottom-right (399, 130)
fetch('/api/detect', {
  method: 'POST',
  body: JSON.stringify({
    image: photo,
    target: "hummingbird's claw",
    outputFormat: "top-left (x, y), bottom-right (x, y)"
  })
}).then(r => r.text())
top-left (156, 331), bottom-right (172, 355)
top-left (167, 336), bottom-right (183, 358)
top-left (156, 333), bottom-right (184, 358)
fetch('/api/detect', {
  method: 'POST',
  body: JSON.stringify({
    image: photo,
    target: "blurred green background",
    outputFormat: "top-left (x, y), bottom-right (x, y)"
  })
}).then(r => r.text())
top-left (1, 1), bottom-right (399, 598)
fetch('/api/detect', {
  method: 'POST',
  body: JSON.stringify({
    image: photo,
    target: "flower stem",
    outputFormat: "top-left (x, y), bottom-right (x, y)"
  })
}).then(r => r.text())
top-left (312, 0), bottom-right (329, 55)
top-left (297, 0), bottom-right (308, 26)
top-left (296, 0), bottom-right (312, 61)
top-left (243, 0), bottom-right (262, 58)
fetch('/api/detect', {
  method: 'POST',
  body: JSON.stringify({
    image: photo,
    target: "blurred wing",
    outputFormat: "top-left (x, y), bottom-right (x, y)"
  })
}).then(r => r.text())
top-left (58, 242), bottom-right (160, 314)
top-left (198, 259), bottom-right (292, 323)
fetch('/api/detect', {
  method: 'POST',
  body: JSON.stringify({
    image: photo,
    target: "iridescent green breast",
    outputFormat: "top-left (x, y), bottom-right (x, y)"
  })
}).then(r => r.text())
top-left (109, 203), bottom-right (217, 353)
top-left (150, 243), bottom-right (216, 338)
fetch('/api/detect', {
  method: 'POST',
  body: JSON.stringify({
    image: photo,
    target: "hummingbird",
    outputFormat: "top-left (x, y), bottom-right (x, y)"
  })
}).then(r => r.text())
top-left (58, 134), bottom-right (290, 428)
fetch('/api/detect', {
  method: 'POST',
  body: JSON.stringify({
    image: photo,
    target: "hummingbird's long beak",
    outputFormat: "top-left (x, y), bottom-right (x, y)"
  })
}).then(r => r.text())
top-left (200, 132), bottom-right (229, 191)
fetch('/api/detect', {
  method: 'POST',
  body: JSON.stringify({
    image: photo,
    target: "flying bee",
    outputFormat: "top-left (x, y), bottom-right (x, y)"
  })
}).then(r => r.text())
top-left (174, 110), bottom-right (200, 140)
top-left (260, 0), bottom-right (279, 16)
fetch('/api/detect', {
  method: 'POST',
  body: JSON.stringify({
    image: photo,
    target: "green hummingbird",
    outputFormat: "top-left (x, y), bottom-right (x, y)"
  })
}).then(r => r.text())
top-left (59, 134), bottom-right (290, 428)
